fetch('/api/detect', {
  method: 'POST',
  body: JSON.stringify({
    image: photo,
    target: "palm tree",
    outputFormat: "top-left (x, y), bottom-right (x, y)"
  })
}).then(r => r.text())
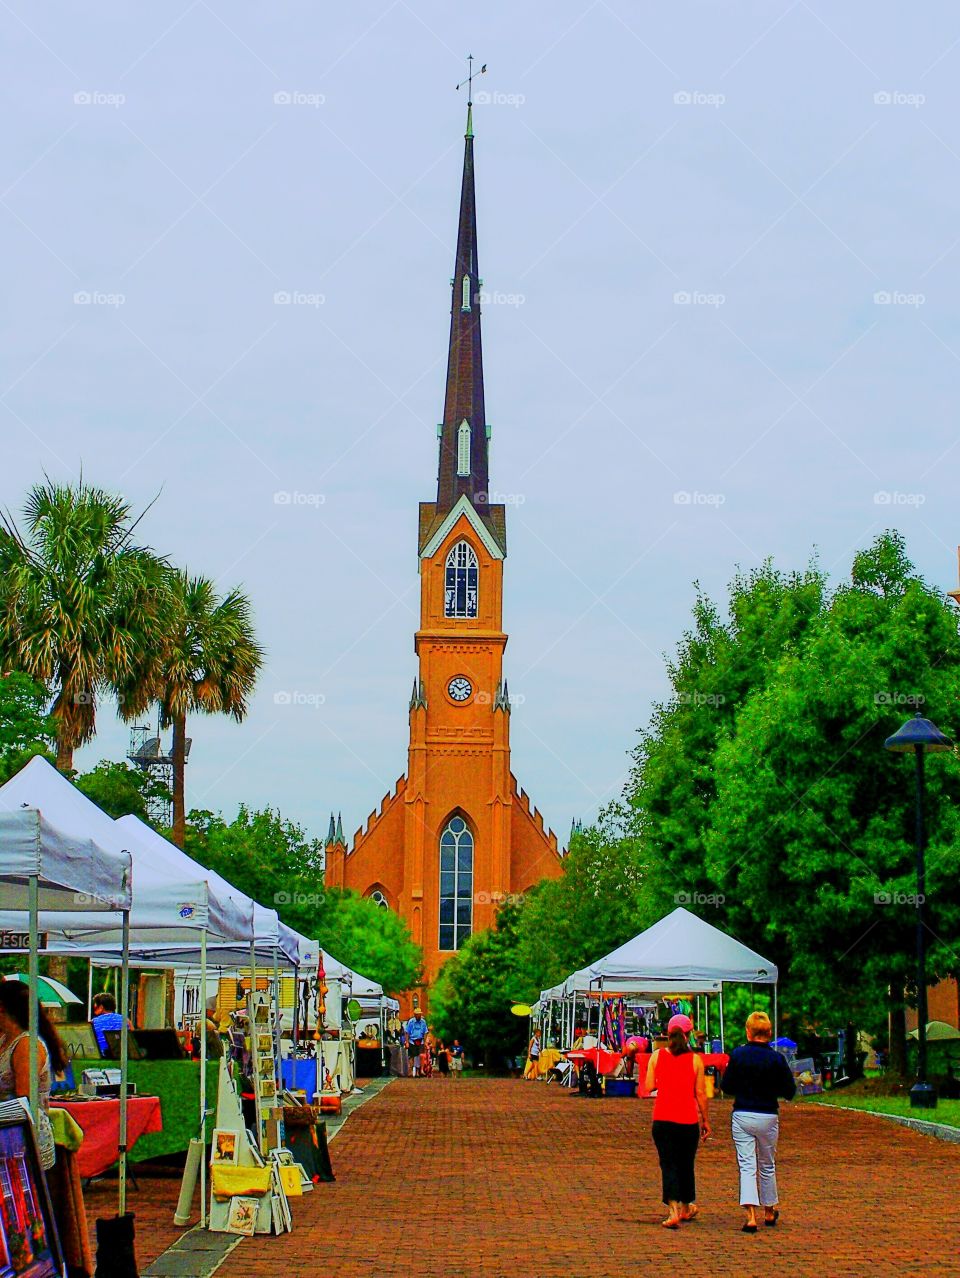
top-left (130, 572), bottom-right (264, 846)
top-left (0, 480), bottom-right (168, 771)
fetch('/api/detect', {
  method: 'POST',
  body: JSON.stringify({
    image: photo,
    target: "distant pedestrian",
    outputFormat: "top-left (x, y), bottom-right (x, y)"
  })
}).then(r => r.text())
top-left (524, 1028), bottom-right (542, 1080)
top-left (437, 1040), bottom-right (450, 1077)
top-left (450, 1040), bottom-right (464, 1079)
top-left (645, 1013), bottom-right (711, 1229)
top-left (720, 1011), bottom-right (796, 1232)
top-left (405, 1011), bottom-right (429, 1078)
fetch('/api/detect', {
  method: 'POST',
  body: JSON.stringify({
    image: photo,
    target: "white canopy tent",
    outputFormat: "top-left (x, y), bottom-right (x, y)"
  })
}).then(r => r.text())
top-left (0, 757), bottom-right (262, 1225)
top-left (0, 797), bottom-right (133, 1209)
top-left (544, 908), bottom-right (779, 1052)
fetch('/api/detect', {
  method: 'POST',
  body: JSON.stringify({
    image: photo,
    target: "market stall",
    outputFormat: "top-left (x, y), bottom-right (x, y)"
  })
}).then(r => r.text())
top-left (545, 907), bottom-right (778, 1090)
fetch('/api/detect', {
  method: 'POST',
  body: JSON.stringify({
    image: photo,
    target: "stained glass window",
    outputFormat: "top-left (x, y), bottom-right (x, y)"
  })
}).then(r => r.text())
top-left (439, 815), bottom-right (473, 951)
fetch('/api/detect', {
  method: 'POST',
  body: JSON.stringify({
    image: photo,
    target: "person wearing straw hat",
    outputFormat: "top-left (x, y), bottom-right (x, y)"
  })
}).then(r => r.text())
top-left (645, 1013), bottom-right (711, 1229)
top-left (720, 1010), bottom-right (796, 1232)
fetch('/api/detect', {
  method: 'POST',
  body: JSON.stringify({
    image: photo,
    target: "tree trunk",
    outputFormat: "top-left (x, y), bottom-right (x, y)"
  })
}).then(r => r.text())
top-left (889, 1004), bottom-right (907, 1076)
top-left (55, 732), bottom-right (73, 773)
top-left (172, 712), bottom-right (187, 847)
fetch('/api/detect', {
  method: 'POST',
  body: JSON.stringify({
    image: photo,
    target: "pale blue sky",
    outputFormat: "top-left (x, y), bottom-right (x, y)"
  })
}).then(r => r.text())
top-left (5, 2), bottom-right (960, 846)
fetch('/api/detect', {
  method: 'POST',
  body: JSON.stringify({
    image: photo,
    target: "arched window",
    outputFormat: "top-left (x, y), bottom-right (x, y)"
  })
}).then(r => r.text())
top-left (457, 420), bottom-right (471, 476)
top-left (369, 890), bottom-right (388, 910)
top-left (444, 541), bottom-right (479, 618)
top-left (439, 814), bottom-right (473, 950)
top-left (462, 274), bottom-right (471, 311)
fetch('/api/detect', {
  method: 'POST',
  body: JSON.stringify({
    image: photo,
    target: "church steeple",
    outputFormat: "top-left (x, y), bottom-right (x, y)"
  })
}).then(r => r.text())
top-left (436, 103), bottom-right (488, 517)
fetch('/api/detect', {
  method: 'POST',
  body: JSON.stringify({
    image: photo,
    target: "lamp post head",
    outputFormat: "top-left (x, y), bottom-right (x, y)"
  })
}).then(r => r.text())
top-left (884, 711), bottom-right (952, 753)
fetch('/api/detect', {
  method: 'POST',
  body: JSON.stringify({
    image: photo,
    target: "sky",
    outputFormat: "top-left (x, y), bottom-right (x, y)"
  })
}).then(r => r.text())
top-left (4, 2), bottom-right (960, 849)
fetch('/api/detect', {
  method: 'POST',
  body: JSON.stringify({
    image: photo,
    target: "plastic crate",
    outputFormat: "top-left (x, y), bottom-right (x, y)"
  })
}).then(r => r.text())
top-left (604, 1078), bottom-right (638, 1098)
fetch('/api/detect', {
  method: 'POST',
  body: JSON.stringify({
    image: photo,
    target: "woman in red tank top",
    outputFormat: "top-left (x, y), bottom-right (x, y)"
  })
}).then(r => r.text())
top-left (645, 1014), bottom-right (711, 1228)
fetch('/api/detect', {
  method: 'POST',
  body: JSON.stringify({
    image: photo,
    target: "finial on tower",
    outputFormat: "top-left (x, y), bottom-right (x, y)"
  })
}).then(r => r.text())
top-left (456, 54), bottom-right (487, 138)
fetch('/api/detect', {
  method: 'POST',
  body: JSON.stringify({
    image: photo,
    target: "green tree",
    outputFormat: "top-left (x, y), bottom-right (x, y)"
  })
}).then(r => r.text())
top-left (74, 759), bottom-right (169, 823)
top-left (0, 480), bottom-right (168, 771)
top-left (119, 572), bottom-right (263, 847)
top-left (512, 809), bottom-right (668, 999)
top-left (312, 889), bottom-right (422, 996)
top-left (0, 671), bottom-right (55, 782)
top-left (706, 533), bottom-right (960, 1052)
top-left (430, 901), bottom-right (528, 1065)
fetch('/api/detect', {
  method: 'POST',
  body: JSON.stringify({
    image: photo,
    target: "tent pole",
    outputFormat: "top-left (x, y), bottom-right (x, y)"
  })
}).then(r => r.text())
top-left (27, 871), bottom-right (40, 1133)
top-left (119, 907), bottom-right (130, 1216)
top-left (198, 928), bottom-right (208, 1228)
top-left (719, 985), bottom-right (725, 1053)
top-left (87, 958), bottom-right (94, 1019)
top-left (773, 982), bottom-right (778, 1043)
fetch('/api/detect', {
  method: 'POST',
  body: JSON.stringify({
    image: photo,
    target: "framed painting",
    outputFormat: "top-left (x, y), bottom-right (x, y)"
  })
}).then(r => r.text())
top-left (0, 1099), bottom-right (65, 1278)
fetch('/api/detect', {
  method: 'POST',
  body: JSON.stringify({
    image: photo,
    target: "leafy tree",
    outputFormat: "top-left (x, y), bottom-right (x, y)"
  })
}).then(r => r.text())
top-left (0, 671), bottom-right (55, 782)
top-left (312, 889), bottom-right (422, 996)
top-left (118, 572), bottom-right (263, 847)
top-left (74, 759), bottom-right (169, 823)
top-left (706, 533), bottom-right (960, 1052)
top-left (627, 559), bottom-right (825, 906)
top-left (0, 480), bottom-right (168, 770)
top-left (430, 901), bottom-right (528, 1065)
top-left (512, 810), bottom-right (668, 999)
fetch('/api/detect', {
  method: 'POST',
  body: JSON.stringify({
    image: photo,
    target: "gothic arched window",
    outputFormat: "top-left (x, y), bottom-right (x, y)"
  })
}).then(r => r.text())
top-left (462, 274), bottom-right (471, 311)
top-left (457, 420), bottom-right (471, 476)
top-left (444, 541), bottom-right (479, 618)
top-left (439, 814), bottom-right (473, 950)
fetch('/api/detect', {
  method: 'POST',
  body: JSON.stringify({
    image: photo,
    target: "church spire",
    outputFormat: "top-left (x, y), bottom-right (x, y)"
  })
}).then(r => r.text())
top-left (436, 100), bottom-right (488, 516)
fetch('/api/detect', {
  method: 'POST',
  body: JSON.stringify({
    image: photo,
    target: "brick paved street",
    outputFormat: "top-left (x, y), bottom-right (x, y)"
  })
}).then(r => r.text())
top-left (204, 1078), bottom-right (960, 1278)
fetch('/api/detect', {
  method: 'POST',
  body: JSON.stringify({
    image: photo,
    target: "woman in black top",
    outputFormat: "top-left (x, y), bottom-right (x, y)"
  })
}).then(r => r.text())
top-left (720, 1011), bottom-right (796, 1233)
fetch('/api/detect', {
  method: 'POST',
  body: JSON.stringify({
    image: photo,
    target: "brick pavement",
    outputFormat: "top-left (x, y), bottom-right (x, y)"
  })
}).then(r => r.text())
top-left (208, 1078), bottom-right (960, 1278)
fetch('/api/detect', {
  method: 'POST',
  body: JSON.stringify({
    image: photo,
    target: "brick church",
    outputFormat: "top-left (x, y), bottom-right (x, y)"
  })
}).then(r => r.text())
top-left (323, 100), bottom-right (564, 1010)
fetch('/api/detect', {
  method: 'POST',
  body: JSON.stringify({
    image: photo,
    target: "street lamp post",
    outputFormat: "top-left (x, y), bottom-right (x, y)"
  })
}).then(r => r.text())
top-left (884, 711), bottom-right (952, 1110)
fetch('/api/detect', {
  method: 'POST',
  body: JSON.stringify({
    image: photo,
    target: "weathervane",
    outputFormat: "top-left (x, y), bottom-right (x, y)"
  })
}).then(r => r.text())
top-left (456, 54), bottom-right (487, 105)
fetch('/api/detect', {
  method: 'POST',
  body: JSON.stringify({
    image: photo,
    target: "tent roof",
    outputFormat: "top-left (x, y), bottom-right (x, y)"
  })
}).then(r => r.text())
top-left (559, 908), bottom-right (777, 994)
top-left (0, 803), bottom-right (131, 912)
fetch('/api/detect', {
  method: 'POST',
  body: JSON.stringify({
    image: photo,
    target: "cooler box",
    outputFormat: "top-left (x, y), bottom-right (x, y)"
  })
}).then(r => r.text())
top-left (604, 1078), bottom-right (638, 1098)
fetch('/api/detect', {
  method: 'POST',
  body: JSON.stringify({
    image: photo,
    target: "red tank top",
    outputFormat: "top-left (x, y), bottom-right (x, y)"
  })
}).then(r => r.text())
top-left (652, 1049), bottom-right (698, 1124)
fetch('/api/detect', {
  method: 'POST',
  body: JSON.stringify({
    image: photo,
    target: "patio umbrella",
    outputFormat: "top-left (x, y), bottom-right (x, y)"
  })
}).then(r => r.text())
top-left (4, 972), bottom-right (82, 1006)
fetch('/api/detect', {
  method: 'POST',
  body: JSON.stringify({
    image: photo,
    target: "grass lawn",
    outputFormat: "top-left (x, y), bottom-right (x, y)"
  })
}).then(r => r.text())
top-left (808, 1092), bottom-right (960, 1129)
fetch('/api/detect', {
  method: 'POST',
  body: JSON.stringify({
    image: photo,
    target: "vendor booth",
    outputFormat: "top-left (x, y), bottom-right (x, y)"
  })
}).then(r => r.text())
top-left (0, 772), bottom-right (134, 1272)
top-left (541, 907), bottom-right (778, 1093)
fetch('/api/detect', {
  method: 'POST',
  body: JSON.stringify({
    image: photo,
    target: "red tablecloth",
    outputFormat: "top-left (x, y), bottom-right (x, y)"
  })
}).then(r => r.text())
top-left (564, 1047), bottom-right (623, 1075)
top-left (50, 1097), bottom-right (163, 1178)
top-left (565, 1049), bottom-right (730, 1095)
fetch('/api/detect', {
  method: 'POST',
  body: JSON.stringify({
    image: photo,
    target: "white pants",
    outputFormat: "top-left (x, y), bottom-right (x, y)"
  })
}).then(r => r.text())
top-left (731, 1110), bottom-right (780, 1207)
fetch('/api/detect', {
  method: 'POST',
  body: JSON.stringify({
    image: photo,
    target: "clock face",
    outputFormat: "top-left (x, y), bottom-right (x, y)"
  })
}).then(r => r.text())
top-left (447, 676), bottom-right (473, 703)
